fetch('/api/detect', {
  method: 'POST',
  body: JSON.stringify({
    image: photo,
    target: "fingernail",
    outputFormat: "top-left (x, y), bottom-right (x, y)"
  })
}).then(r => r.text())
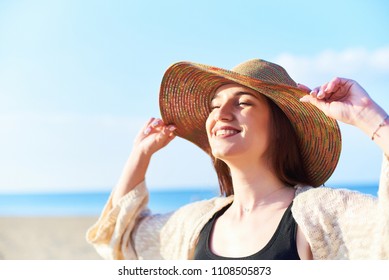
top-left (169, 126), bottom-right (177, 131)
top-left (310, 90), bottom-right (318, 98)
top-left (151, 120), bottom-right (160, 127)
top-left (299, 96), bottom-right (308, 102)
top-left (144, 127), bottom-right (151, 135)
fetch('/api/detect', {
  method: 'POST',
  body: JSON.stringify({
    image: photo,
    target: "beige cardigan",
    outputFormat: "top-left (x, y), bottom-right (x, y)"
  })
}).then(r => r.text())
top-left (86, 156), bottom-right (389, 260)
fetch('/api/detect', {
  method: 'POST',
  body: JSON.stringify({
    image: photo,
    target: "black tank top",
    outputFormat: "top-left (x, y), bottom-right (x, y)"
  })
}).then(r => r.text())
top-left (194, 202), bottom-right (300, 260)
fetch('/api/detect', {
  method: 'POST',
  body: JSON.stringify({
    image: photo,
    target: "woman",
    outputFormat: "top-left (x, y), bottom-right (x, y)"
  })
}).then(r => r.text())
top-left (87, 59), bottom-right (389, 259)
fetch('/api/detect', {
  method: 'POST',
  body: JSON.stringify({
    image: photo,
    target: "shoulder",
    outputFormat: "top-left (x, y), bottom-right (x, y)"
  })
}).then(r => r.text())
top-left (292, 185), bottom-right (382, 259)
top-left (292, 185), bottom-right (377, 219)
top-left (294, 185), bottom-right (376, 202)
top-left (156, 195), bottom-right (233, 259)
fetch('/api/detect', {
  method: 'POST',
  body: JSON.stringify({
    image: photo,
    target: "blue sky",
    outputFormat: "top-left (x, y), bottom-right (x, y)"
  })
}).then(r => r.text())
top-left (0, 0), bottom-right (388, 193)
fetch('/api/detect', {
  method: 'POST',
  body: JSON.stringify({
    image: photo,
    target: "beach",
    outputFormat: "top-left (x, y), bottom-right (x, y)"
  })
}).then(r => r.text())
top-left (0, 216), bottom-right (101, 260)
top-left (0, 185), bottom-right (377, 260)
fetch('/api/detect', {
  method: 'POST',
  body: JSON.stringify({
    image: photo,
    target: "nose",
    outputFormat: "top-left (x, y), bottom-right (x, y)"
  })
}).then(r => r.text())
top-left (213, 103), bottom-right (233, 121)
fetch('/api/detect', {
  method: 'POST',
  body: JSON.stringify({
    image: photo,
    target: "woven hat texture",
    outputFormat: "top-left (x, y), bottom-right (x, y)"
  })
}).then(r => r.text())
top-left (159, 59), bottom-right (341, 187)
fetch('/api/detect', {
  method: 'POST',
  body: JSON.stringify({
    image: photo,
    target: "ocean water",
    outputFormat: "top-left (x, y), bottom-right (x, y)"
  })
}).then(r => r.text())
top-left (0, 188), bottom-right (219, 216)
top-left (0, 184), bottom-right (379, 216)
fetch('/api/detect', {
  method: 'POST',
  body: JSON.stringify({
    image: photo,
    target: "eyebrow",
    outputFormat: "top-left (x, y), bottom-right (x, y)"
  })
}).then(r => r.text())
top-left (211, 91), bottom-right (257, 101)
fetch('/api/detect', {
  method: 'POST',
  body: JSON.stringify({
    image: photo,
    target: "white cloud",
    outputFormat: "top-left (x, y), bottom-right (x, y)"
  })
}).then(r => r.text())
top-left (275, 47), bottom-right (389, 111)
top-left (275, 46), bottom-right (389, 83)
top-left (371, 47), bottom-right (389, 71)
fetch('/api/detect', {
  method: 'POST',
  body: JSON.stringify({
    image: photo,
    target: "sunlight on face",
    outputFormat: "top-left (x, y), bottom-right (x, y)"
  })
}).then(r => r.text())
top-left (205, 84), bottom-right (271, 165)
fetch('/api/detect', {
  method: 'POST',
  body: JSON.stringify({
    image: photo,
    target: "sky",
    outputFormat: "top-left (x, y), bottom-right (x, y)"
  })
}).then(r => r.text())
top-left (0, 0), bottom-right (388, 193)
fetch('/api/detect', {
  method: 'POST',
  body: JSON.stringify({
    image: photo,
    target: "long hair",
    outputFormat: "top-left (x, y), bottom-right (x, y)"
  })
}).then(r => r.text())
top-left (211, 97), bottom-right (312, 196)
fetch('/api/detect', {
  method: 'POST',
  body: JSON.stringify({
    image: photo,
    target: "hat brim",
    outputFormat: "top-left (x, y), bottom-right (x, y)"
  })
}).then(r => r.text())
top-left (159, 61), bottom-right (341, 187)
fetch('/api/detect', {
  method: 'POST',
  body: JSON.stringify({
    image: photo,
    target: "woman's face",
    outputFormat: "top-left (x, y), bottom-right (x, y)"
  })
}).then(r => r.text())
top-left (205, 84), bottom-right (271, 164)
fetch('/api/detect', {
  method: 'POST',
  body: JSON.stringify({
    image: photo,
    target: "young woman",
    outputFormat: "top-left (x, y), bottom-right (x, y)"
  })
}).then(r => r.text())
top-left (87, 59), bottom-right (389, 260)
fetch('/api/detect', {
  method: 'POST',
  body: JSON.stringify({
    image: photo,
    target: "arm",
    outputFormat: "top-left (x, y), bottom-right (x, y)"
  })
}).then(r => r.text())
top-left (86, 118), bottom-right (176, 259)
top-left (299, 78), bottom-right (389, 259)
top-left (112, 118), bottom-right (176, 205)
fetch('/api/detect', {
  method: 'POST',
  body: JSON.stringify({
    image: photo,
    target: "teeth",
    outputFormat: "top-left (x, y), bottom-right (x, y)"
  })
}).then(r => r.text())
top-left (215, 130), bottom-right (238, 136)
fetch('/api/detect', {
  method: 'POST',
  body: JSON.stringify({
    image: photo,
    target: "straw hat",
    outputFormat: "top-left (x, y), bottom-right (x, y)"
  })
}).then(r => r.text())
top-left (159, 59), bottom-right (341, 187)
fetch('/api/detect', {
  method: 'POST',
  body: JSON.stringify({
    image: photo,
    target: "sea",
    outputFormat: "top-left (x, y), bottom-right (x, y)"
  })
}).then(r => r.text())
top-left (0, 184), bottom-right (379, 216)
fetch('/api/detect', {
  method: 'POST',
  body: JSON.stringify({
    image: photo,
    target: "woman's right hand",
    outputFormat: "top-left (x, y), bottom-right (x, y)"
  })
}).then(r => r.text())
top-left (112, 118), bottom-right (176, 205)
top-left (134, 117), bottom-right (177, 158)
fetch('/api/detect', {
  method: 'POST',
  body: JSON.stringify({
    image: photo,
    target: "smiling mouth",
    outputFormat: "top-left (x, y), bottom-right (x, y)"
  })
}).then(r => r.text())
top-left (215, 129), bottom-right (241, 137)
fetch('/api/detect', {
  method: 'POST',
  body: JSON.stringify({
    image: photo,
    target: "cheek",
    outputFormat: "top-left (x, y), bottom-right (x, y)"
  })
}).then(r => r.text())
top-left (256, 116), bottom-right (271, 146)
top-left (205, 115), bottom-right (214, 137)
top-left (247, 113), bottom-right (270, 142)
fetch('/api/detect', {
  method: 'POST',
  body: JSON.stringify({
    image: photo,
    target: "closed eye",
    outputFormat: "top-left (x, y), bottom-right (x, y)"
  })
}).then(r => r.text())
top-left (237, 99), bottom-right (254, 107)
top-left (210, 104), bottom-right (220, 110)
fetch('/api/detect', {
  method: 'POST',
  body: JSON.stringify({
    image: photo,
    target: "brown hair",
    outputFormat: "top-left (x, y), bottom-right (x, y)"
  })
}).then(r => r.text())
top-left (211, 97), bottom-right (312, 196)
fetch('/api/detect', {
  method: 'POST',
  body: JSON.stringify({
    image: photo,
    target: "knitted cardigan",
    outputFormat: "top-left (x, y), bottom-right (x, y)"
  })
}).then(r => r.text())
top-left (86, 155), bottom-right (389, 260)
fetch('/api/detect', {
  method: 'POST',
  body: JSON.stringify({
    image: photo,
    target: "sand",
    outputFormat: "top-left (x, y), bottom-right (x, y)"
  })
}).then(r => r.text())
top-left (0, 216), bottom-right (102, 260)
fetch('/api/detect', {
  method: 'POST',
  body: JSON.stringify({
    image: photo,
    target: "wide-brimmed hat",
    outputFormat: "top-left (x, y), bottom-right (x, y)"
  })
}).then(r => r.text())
top-left (159, 58), bottom-right (341, 187)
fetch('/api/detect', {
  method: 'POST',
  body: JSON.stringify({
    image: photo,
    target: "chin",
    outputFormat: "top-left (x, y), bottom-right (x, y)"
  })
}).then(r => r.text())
top-left (211, 148), bottom-right (243, 160)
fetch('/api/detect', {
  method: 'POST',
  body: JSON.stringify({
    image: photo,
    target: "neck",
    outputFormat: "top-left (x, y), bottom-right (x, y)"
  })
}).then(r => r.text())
top-left (227, 161), bottom-right (289, 213)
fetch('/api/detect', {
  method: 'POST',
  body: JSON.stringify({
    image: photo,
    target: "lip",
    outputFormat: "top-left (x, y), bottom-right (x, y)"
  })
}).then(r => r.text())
top-left (212, 125), bottom-right (242, 138)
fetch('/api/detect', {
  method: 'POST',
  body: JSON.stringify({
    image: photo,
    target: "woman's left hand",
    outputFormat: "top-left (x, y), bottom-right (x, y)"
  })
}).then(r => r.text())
top-left (299, 78), bottom-right (389, 155)
top-left (298, 77), bottom-right (377, 126)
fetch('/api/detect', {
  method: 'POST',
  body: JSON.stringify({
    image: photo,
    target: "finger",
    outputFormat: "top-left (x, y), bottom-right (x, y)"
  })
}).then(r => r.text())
top-left (151, 118), bottom-right (163, 128)
top-left (325, 77), bottom-right (355, 102)
top-left (165, 126), bottom-right (177, 143)
top-left (161, 125), bottom-right (177, 138)
top-left (324, 77), bottom-right (354, 94)
top-left (143, 118), bottom-right (165, 135)
top-left (309, 86), bottom-right (321, 98)
top-left (299, 94), bottom-right (331, 115)
top-left (324, 77), bottom-right (342, 94)
top-left (316, 80), bottom-right (342, 100)
top-left (155, 125), bottom-right (177, 146)
top-left (317, 84), bottom-right (331, 99)
top-left (141, 117), bottom-right (156, 136)
top-left (167, 125), bottom-right (177, 137)
top-left (297, 83), bottom-right (311, 93)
